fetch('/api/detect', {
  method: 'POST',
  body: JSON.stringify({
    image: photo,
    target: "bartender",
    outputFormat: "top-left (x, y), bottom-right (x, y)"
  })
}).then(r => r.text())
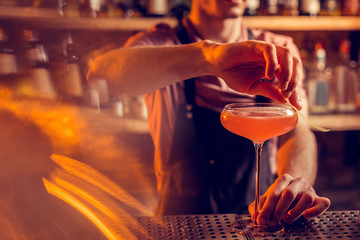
top-left (87, 0), bottom-right (330, 226)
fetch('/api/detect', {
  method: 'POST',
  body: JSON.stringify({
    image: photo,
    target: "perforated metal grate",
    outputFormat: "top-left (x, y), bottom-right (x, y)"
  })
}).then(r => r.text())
top-left (134, 214), bottom-right (241, 239)
top-left (128, 210), bottom-right (359, 239)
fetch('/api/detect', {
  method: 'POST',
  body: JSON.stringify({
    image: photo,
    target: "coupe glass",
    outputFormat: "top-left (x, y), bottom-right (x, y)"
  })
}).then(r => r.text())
top-left (220, 102), bottom-right (298, 236)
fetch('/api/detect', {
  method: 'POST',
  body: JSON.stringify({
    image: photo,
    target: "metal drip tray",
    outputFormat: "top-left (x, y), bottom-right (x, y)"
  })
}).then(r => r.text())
top-left (130, 210), bottom-right (359, 239)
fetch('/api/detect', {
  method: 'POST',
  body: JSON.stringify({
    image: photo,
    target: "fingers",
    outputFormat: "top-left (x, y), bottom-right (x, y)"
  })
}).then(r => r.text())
top-left (218, 41), bottom-right (302, 106)
top-left (259, 43), bottom-right (278, 80)
top-left (287, 90), bottom-right (302, 110)
top-left (275, 46), bottom-right (292, 92)
top-left (260, 43), bottom-right (295, 94)
top-left (250, 42), bottom-right (301, 103)
top-left (246, 80), bottom-right (286, 103)
top-left (279, 55), bottom-right (302, 100)
top-left (302, 197), bottom-right (331, 219)
top-left (251, 174), bottom-right (331, 226)
top-left (256, 174), bottom-right (294, 225)
top-left (281, 187), bottom-right (316, 224)
top-left (248, 195), bottom-right (267, 222)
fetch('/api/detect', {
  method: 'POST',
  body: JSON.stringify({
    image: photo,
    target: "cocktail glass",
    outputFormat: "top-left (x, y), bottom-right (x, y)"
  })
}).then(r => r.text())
top-left (220, 102), bottom-right (298, 236)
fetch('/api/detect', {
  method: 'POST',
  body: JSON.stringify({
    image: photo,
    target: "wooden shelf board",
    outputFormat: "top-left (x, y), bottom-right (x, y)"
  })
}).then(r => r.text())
top-left (0, 6), bottom-right (178, 31)
top-left (244, 16), bottom-right (360, 31)
top-left (1, 6), bottom-right (360, 31)
top-left (309, 113), bottom-right (360, 131)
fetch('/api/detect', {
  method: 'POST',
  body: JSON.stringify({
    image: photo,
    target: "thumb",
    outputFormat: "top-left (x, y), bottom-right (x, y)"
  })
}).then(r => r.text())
top-left (247, 80), bottom-right (286, 103)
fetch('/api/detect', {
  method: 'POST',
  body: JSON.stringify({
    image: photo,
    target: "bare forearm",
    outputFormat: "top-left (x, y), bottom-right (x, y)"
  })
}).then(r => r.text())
top-left (87, 39), bottom-right (303, 108)
top-left (87, 41), bottom-right (212, 96)
top-left (277, 117), bottom-right (317, 186)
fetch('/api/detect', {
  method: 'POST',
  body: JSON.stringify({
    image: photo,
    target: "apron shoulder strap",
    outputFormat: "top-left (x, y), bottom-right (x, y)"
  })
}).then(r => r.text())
top-left (175, 23), bottom-right (196, 118)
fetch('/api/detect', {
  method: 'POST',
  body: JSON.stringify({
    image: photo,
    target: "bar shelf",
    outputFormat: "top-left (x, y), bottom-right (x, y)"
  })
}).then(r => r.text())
top-left (1, 6), bottom-right (360, 31)
top-left (309, 113), bottom-right (360, 131)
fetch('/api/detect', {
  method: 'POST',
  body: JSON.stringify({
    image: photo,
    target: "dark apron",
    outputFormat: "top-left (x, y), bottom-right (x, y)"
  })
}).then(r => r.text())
top-left (154, 24), bottom-right (274, 215)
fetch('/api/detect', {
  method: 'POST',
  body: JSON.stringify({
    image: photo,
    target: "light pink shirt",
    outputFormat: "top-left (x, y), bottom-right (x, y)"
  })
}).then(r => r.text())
top-left (124, 19), bottom-right (306, 191)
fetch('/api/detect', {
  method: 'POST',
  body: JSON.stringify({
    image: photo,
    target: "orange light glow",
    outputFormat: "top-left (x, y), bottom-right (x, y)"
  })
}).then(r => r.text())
top-left (0, 87), bottom-right (158, 239)
top-left (50, 154), bottom-right (153, 216)
top-left (0, 88), bottom-right (81, 155)
top-left (43, 154), bottom-right (154, 240)
top-left (43, 179), bottom-right (123, 240)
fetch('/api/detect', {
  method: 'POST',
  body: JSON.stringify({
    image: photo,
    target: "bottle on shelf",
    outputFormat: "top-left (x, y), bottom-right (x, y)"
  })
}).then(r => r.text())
top-left (130, 95), bottom-right (147, 119)
top-left (300, 0), bottom-right (321, 16)
top-left (341, 0), bottom-right (360, 16)
top-left (320, 0), bottom-right (341, 16)
top-left (262, 0), bottom-right (280, 15)
top-left (280, 0), bottom-right (299, 16)
top-left (114, 0), bottom-right (135, 18)
top-left (58, 0), bottom-right (66, 16)
top-left (0, 26), bottom-right (18, 82)
top-left (22, 29), bottom-right (56, 99)
top-left (245, 0), bottom-right (260, 16)
top-left (82, 57), bottom-right (109, 111)
top-left (112, 94), bottom-right (147, 119)
top-left (331, 39), bottom-right (358, 113)
top-left (146, 0), bottom-right (168, 17)
top-left (307, 40), bottom-right (333, 114)
top-left (51, 31), bottom-right (84, 104)
top-left (113, 94), bottom-right (126, 117)
top-left (78, 0), bottom-right (108, 18)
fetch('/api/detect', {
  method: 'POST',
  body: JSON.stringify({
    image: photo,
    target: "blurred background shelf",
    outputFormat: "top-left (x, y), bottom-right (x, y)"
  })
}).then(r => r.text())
top-left (0, 6), bottom-right (178, 31)
top-left (1, 6), bottom-right (360, 31)
top-left (309, 113), bottom-right (360, 131)
top-left (244, 16), bottom-right (360, 31)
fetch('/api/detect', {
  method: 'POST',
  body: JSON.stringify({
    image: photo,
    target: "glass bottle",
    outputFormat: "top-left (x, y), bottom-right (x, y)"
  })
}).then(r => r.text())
top-left (52, 31), bottom-right (84, 104)
top-left (263, 0), bottom-right (280, 15)
top-left (146, 0), bottom-right (168, 17)
top-left (307, 41), bottom-right (332, 114)
top-left (78, 0), bottom-right (108, 18)
top-left (280, 0), bottom-right (299, 16)
top-left (320, 0), bottom-right (341, 16)
top-left (23, 29), bottom-right (56, 99)
top-left (83, 57), bottom-right (109, 111)
top-left (332, 39), bottom-right (358, 113)
top-left (245, 0), bottom-right (260, 16)
top-left (342, 0), bottom-right (360, 16)
top-left (113, 0), bottom-right (134, 18)
top-left (23, 29), bottom-right (48, 69)
top-left (300, 0), bottom-right (321, 16)
top-left (0, 26), bottom-right (17, 80)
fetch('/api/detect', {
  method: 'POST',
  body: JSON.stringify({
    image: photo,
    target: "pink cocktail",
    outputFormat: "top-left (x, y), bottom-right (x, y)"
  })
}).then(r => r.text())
top-left (220, 102), bottom-right (298, 236)
top-left (221, 105), bottom-right (298, 143)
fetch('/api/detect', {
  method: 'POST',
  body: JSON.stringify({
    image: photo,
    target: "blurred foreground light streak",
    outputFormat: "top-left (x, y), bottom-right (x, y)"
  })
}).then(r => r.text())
top-left (0, 87), bottom-right (158, 239)
top-left (50, 154), bottom-right (153, 216)
top-left (43, 154), bottom-right (155, 240)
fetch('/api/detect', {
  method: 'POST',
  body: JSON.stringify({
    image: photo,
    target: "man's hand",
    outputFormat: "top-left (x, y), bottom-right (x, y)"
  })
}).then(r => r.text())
top-left (248, 174), bottom-right (331, 225)
top-left (204, 40), bottom-right (302, 109)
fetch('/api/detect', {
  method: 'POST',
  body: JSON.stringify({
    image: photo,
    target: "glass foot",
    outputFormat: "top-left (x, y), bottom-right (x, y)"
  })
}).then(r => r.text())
top-left (232, 215), bottom-right (284, 237)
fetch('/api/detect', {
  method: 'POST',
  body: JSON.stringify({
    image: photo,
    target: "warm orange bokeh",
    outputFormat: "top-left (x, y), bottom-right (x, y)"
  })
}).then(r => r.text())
top-left (0, 87), bottom-right (157, 239)
top-left (43, 154), bottom-right (153, 240)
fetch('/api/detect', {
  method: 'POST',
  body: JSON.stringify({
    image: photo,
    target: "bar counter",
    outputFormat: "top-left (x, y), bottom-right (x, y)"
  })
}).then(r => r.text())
top-left (127, 211), bottom-right (359, 239)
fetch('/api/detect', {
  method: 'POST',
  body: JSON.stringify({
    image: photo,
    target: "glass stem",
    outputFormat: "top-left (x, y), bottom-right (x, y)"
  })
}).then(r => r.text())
top-left (254, 142), bottom-right (264, 225)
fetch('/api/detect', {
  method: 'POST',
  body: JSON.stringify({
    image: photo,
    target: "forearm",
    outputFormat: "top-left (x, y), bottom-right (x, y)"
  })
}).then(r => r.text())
top-left (87, 41), bottom-right (213, 96)
top-left (277, 115), bottom-right (317, 186)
